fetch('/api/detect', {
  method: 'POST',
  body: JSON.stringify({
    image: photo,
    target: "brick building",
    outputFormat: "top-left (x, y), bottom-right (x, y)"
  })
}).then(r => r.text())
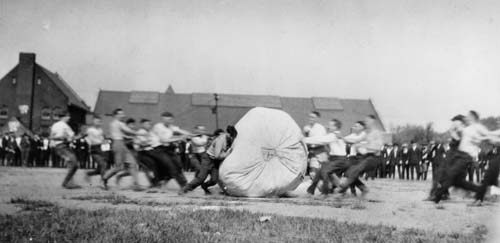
top-left (94, 86), bottom-right (388, 140)
top-left (0, 53), bottom-right (90, 135)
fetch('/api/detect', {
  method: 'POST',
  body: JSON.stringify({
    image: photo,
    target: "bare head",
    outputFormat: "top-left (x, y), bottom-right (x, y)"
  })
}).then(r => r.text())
top-left (140, 119), bottom-right (152, 130)
top-left (308, 111), bottom-right (320, 125)
top-left (364, 115), bottom-right (377, 129)
top-left (161, 112), bottom-right (174, 126)
top-left (59, 111), bottom-right (71, 123)
top-left (328, 119), bottom-right (342, 132)
top-left (92, 114), bottom-right (102, 127)
top-left (466, 110), bottom-right (480, 125)
top-left (113, 108), bottom-right (125, 121)
top-left (352, 121), bottom-right (366, 133)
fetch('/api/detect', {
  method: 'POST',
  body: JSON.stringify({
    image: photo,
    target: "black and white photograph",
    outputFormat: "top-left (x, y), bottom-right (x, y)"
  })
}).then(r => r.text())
top-left (0, 0), bottom-right (499, 242)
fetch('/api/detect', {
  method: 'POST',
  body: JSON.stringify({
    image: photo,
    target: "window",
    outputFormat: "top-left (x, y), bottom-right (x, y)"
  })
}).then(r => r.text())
top-left (52, 106), bottom-right (62, 120)
top-left (0, 106), bottom-right (8, 119)
top-left (41, 107), bottom-right (51, 120)
top-left (12, 78), bottom-right (16, 85)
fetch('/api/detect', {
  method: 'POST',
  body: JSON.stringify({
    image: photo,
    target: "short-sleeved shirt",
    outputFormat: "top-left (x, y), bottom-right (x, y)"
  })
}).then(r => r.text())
top-left (86, 126), bottom-right (105, 146)
top-left (459, 123), bottom-right (489, 158)
top-left (50, 121), bottom-right (75, 146)
top-left (109, 119), bottom-right (134, 141)
top-left (191, 135), bottom-right (209, 154)
top-left (149, 123), bottom-right (181, 148)
top-left (304, 123), bottom-right (327, 137)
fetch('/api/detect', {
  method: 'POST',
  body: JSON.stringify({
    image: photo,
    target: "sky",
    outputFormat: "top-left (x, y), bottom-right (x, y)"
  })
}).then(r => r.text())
top-left (0, 0), bottom-right (499, 131)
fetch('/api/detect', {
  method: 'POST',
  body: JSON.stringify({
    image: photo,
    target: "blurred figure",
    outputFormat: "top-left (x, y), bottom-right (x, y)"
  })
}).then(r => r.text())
top-left (84, 115), bottom-right (108, 187)
top-left (388, 143), bottom-right (400, 179)
top-left (50, 111), bottom-right (81, 189)
top-left (20, 133), bottom-right (31, 167)
top-left (401, 143), bottom-right (409, 179)
top-left (420, 145), bottom-right (429, 180)
top-left (408, 141), bottom-right (421, 180)
top-left (102, 109), bottom-right (141, 191)
top-left (40, 136), bottom-right (50, 167)
top-left (303, 111), bottom-right (328, 180)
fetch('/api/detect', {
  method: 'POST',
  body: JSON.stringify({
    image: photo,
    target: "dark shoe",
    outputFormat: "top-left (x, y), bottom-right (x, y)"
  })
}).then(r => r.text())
top-left (63, 184), bottom-right (82, 189)
top-left (132, 185), bottom-right (145, 192)
top-left (201, 184), bottom-right (211, 195)
top-left (306, 186), bottom-right (315, 195)
top-left (102, 179), bottom-right (109, 190)
top-left (178, 189), bottom-right (187, 195)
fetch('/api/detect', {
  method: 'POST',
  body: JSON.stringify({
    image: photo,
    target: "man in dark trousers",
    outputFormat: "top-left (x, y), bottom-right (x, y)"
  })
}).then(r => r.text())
top-left (379, 144), bottom-right (389, 178)
top-left (401, 143), bottom-right (409, 180)
top-left (334, 115), bottom-right (384, 197)
top-left (408, 141), bottom-right (421, 180)
top-left (471, 119), bottom-right (500, 206)
top-left (20, 134), bottom-right (31, 167)
top-left (389, 143), bottom-right (401, 179)
top-left (433, 111), bottom-right (490, 204)
top-left (50, 111), bottom-right (81, 189)
top-left (199, 125), bottom-right (238, 195)
top-left (84, 115), bottom-right (109, 188)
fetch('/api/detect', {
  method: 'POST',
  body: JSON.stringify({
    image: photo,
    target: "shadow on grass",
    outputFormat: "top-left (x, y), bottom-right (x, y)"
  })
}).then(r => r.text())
top-left (0, 200), bottom-right (487, 243)
top-left (10, 197), bottom-right (57, 211)
top-left (70, 194), bottom-right (245, 207)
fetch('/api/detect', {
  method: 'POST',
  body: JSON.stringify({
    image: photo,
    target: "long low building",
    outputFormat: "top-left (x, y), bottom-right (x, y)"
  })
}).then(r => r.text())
top-left (94, 86), bottom-right (387, 137)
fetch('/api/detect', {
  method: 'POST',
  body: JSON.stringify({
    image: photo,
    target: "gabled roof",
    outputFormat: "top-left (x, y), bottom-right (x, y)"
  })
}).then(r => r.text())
top-left (37, 65), bottom-right (90, 111)
top-left (192, 93), bottom-right (282, 108)
top-left (94, 89), bottom-right (386, 134)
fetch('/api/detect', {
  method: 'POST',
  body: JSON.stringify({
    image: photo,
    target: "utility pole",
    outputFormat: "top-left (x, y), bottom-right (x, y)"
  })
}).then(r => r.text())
top-left (213, 93), bottom-right (219, 129)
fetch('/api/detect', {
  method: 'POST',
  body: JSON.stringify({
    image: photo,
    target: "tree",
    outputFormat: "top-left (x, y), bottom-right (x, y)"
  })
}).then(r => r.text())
top-left (391, 122), bottom-right (440, 145)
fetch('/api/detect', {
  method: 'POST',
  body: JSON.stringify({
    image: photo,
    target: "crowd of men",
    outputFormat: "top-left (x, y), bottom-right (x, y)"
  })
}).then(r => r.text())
top-left (0, 131), bottom-right (103, 169)
top-left (301, 110), bottom-right (500, 206)
top-left (3, 107), bottom-right (499, 207)
top-left (373, 141), bottom-right (496, 183)
top-left (48, 109), bottom-right (236, 192)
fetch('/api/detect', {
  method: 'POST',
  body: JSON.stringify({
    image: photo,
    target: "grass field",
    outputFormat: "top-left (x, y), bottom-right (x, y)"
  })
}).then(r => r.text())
top-left (0, 167), bottom-right (498, 242)
top-left (2, 198), bottom-right (487, 243)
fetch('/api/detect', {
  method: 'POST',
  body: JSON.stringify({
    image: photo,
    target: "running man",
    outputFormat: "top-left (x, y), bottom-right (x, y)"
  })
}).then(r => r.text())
top-left (471, 118), bottom-right (500, 206)
top-left (102, 108), bottom-right (141, 190)
top-left (433, 111), bottom-right (490, 204)
top-left (50, 111), bottom-right (80, 189)
top-left (84, 114), bottom-right (108, 188)
top-left (303, 111), bottom-right (329, 180)
top-left (303, 119), bottom-right (346, 195)
top-left (334, 115), bottom-right (384, 196)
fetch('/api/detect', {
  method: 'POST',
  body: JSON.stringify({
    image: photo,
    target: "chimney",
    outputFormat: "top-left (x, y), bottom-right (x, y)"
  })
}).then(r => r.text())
top-left (16, 52), bottom-right (37, 128)
top-left (19, 52), bottom-right (36, 65)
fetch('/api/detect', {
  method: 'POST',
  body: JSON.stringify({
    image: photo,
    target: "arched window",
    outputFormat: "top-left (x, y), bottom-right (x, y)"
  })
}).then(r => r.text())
top-left (0, 105), bottom-right (8, 119)
top-left (41, 107), bottom-right (51, 120)
top-left (52, 106), bottom-right (62, 120)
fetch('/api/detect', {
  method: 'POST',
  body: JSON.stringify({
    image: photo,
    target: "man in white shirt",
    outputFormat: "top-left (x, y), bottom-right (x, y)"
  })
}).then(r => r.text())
top-left (433, 111), bottom-right (490, 204)
top-left (148, 112), bottom-right (191, 190)
top-left (304, 119), bottom-right (345, 195)
top-left (50, 111), bottom-right (80, 189)
top-left (473, 118), bottom-right (500, 205)
top-left (303, 111), bottom-right (328, 180)
top-left (84, 115), bottom-right (108, 186)
top-left (134, 118), bottom-right (163, 187)
top-left (180, 125), bottom-right (213, 194)
top-left (335, 115), bottom-right (384, 196)
top-left (102, 108), bottom-right (141, 191)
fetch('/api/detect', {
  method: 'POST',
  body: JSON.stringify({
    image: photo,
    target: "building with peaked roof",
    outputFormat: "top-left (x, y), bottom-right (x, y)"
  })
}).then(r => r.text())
top-left (94, 87), bottom-right (388, 138)
top-left (0, 53), bottom-right (90, 135)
